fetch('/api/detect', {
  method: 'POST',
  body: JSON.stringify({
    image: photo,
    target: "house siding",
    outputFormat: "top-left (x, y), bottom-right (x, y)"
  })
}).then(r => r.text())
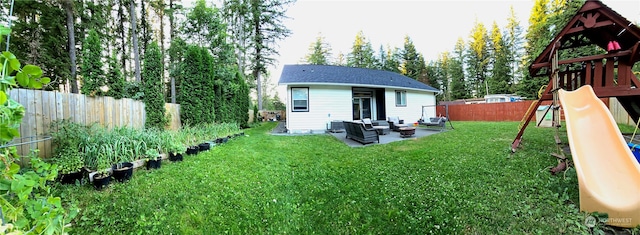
top-left (385, 89), bottom-right (436, 123)
top-left (286, 85), bottom-right (352, 133)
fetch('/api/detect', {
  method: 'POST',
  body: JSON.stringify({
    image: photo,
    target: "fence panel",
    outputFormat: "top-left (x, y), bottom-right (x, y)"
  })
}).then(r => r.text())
top-left (5, 89), bottom-right (181, 158)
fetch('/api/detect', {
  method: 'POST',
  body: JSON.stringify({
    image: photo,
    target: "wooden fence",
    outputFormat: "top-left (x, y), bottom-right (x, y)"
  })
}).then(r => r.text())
top-left (437, 98), bottom-right (616, 122)
top-left (6, 89), bottom-right (181, 158)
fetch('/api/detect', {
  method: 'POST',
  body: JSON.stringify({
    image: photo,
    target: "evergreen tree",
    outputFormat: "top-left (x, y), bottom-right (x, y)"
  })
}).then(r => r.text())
top-left (505, 6), bottom-right (525, 85)
top-left (449, 38), bottom-right (470, 99)
top-left (80, 30), bottom-right (106, 96)
top-left (106, 51), bottom-right (126, 99)
top-left (383, 45), bottom-right (401, 73)
top-left (466, 21), bottom-right (490, 97)
top-left (335, 52), bottom-right (346, 66)
top-left (400, 35), bottom-right (422, 79)
top-left (221, 0), bottom-right (250, 74)
top-left (347, 31), bottom-right (377, 69)
top-left (303, 33), bottom-right (332, 65)
top-left (518, 0), bottom-right (550, 98)
top-left (232, 69), bottom-right (250, 128)
top-left (168, 37), bottom-right (187, 103)
top-left (115, 0), bottom-right (130, 78)
top-left (139, 0), bottom-right (152, 55)
top-left (130, 0), bottom-right (142, 82)
top-left (178, 45), bottom-right (216, 126)
top-left (11, 1), bottom-right (70, 90)
top-left (62, 0), bottom-right (79, 93)
top-left (246, 0), bottom-right (294, 110)
top-left (435, 52), bottom-right (451, 100)
top-left (488, 21), bottom-right (511, 94)
top-left (142, 42), bottom-right (166, 129)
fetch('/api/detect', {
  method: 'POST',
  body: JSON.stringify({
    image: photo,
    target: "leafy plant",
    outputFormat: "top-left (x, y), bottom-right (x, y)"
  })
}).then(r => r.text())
top-left (0, 21), bottom-right (76, 234)
top-left (54, 147), bottom-right (84, 174)
top-left (145, 149), bottom-right (160, 161)
top-left (50, 119), bottom-right (88, 174)
top-left (167, 142), bottom-right (185, 155)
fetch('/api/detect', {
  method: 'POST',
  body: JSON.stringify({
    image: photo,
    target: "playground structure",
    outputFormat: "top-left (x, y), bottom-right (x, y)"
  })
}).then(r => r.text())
top-left (513, 0), bottom-right (640, 150)
top-left (559, 86), bottom-right (640, 228)
top-left (511, 0), bottom-right (640, 228)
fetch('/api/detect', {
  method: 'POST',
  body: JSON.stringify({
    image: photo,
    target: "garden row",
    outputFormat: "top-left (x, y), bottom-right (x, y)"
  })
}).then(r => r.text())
top-left (49, 120), bottom-right (244, 190)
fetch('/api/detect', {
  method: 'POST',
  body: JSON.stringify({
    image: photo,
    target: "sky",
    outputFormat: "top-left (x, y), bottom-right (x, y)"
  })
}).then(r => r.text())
top-left (267, 0), bottom-right (640, 97)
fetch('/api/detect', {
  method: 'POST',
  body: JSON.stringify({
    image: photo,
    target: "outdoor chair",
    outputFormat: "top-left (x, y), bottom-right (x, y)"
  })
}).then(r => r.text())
top-left (387, 116), bottom-right (408, 131)
top-left (364, 118), bottom-right (390, 135)
top-left (343, 121), bottom-right (379, 144)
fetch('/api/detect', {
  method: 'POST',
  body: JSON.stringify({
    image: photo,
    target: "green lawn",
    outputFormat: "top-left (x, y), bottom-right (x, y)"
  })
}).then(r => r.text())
top-left (58, 121), bottom-right (598, 234)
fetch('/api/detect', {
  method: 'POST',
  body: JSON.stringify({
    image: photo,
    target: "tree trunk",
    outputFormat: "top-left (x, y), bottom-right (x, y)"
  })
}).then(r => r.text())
top-left (118, 0), bottom-right (127, 76)
top-left (63, 0), bottom-right (78, 93)
top-left (130, 0), bottom-right (141, 82)
top-left (169, 0), bottom-right (176, 103)
top-left (159, 4), bottom-right (165, 82)
top-left (255, 70), bottom-right (262, 110)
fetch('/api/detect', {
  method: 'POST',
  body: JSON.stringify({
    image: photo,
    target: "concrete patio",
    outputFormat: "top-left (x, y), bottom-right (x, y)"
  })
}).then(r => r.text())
top-left (328, 127), bottom-right (447, 147)
top-left (271, 121), bottom-right (449, 147)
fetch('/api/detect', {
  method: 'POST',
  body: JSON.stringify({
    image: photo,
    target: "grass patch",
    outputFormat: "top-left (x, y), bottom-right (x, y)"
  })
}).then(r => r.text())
top-left (57, 122), bottom-right (593, 234)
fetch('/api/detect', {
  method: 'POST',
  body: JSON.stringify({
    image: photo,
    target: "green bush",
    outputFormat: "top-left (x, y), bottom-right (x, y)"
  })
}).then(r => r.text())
top-left (106, 51), bottom-right (125, 99)
top-left (142, 41), bottom-right (167, 129)
top-left (80, 29), bottom-right (105, 96)
top-left (178, 45), bottom-right (215, 126)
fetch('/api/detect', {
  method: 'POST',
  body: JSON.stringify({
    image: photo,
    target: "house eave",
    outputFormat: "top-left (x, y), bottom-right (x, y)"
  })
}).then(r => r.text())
top-left (279, 82), bottom-right (440, 94)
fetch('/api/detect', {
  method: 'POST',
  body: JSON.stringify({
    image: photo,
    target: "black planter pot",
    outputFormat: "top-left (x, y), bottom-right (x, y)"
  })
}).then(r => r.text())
top-left (186, 146), bottom-right (200, 155)
top-left (112, 162), bottom-right (134, 182)
top-left (240, 132), bottom-right (245, 136)
top-left (93, 172), bottom-right (112, 190)
top-left (215, 138), bottom-right (223, 144)
top-left (59, 170), bottom-right (85, 184)
top-left (198, 143), bottom-right (210, 151)
top-left (169, 152), bottom-right (183, 162)
top-left (222, 137), bottom-right (229, 143)
top-left (146, 158), bottom-right (162, 170)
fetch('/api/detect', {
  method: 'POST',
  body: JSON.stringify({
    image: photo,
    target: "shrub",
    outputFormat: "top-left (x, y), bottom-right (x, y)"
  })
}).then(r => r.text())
top-left (142, 41), bottom-right (167, 129)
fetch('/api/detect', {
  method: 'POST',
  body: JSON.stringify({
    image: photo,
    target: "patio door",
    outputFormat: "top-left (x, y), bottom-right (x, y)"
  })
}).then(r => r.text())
top-left (353, 97), bottom-right (372, 120)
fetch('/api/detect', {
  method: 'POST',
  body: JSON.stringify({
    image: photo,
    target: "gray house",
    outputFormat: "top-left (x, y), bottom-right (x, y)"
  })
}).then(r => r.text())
top-left (278, 64), bottom-right (440, 133)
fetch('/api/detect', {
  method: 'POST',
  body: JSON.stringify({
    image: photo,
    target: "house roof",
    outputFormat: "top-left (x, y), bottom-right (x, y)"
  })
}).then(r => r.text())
top-left (529, 0), bottom-right (640, 76)
top-left (278, 64), bottom-right (440, 93)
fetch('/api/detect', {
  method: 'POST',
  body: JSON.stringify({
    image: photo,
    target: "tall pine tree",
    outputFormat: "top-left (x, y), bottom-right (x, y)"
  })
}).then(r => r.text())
top-left (347, 31), bottom-right (377, 69)
top-left (303, 33), bottom-right (332, 65)
top-left (400, 35), bottom-right (422, 79)
top-left (449, 38), bottom-right (469, 99)
top-left (518, 0), bottom-right (550, 98)
top-left (466, 21), bottom-right (490, 97)
top-left (488, 21), bottom-right (511, 94)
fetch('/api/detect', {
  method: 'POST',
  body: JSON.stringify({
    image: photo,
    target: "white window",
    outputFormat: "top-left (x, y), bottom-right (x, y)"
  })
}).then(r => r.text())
top-left (395, 90), bottom-right (406, 107)
top-left (292, 87), bottom-right (309, 112)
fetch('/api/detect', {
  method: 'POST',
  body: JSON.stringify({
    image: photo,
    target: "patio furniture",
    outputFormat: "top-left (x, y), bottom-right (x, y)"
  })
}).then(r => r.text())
top-left (398, 127), bottom-right (416, 138)
top-left (343, 121), bottom-right (380, 144)
top-left (419, 117), bottom-right (447, 130)
top-left (329, 120), bottom-right (345, 133)
top-left (387, 116), bottom-right (408, 131)
top-left (363, 118), bottom-right (390, 135)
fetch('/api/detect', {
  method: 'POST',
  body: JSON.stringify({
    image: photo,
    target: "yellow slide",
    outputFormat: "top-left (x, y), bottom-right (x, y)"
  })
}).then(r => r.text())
top-left (558, 85), bottom-right (640, 228)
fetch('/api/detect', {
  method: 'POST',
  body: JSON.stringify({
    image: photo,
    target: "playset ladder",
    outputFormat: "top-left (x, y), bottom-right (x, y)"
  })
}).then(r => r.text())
top-left (512, 100), bottom-right (541, 152)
